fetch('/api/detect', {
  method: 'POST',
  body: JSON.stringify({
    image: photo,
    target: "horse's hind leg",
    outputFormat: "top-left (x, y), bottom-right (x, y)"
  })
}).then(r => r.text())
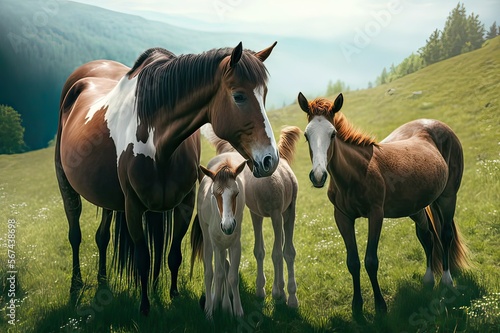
top-left (55, 162), bottom-right (83, 295)
top-left (283, 203), bottom-right (298, 308)
top-left (251, 212), bottom-right (266, 299)
top-left (95, 208), bottom-right (113, 286)
top-left (410, 209), bottom-right (435, 287)
top-left (434, 195), bottom-right (458, 286)
top-left (169, 189), bottom-right (195, 298)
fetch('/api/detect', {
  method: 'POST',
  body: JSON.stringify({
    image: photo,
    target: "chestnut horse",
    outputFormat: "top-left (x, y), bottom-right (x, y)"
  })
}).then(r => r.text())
top-left (201, 124), bottom-right (301, 308)
top-left (55, 42), bottom-right (279, 315)
top-left (298, 92), bottom-right (469, 317)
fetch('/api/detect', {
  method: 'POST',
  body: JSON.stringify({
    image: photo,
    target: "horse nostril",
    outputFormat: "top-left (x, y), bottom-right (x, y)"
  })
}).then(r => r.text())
top-left (309, 170), bottom-right (327, 188)
top-left (262, 155), bottom-right (272, 172)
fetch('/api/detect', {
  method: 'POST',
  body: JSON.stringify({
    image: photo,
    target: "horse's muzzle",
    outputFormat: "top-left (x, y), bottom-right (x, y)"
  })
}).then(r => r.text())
top-left (221, 219), bottom-right (236, 235)
top-left (253, 154), bottom-right (279, 178)
top-left (309, 170), bottom-right (327, 188)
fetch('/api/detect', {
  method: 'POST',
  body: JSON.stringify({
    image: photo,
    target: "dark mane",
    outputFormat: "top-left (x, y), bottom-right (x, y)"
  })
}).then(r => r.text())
top-left (309, 98), bottom-right (378, 147)
top-left (133, 47), bottom-right (269, 128)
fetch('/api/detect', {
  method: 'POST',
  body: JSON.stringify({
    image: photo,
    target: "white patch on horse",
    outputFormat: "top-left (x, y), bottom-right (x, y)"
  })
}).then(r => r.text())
top-left (86, 76), bottom-right (156, 165)
top-left (305, 116), bottom-right (333, 181)
top-left (253, 86), bottom-right (278, 153)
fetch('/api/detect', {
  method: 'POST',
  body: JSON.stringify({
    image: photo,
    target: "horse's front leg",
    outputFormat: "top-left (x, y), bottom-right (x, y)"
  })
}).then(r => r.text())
top-left (125, 201), bottom-right (149, 315)
top-left (365, 207), bottom-right (387, 314)
top-left (213, 249), bottom-right (227, 313)
top-left (334, 208), bottom-right (362, 317)
top-left (229, 239), bottom-right (243, 317)
top-left (270, 211), bottom-right (286, 301)
top-left (202, 230), bottom-right (214, 318)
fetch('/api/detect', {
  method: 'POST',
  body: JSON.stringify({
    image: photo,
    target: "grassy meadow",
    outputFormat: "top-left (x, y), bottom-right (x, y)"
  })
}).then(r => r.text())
top-left (1, 37), bottom-right (499, 332)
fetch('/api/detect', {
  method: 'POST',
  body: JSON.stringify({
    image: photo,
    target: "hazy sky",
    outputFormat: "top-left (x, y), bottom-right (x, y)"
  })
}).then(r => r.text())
top-left (70, 0), bottom-right (499, 104)
top-left (72, 0), bottom-right (499, 41)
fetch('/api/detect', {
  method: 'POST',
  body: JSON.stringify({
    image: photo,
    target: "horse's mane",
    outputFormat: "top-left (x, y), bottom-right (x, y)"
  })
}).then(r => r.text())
top-left (132, 47), bottom-right (269, 128)
top-left (308, 98), bottom-right (378, 147)
top-left (212, 159), bottom-right (238, 194)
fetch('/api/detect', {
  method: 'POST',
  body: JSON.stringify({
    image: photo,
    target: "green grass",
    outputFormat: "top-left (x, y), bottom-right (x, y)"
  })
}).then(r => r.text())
top-left (1, 37), bottom-right (499, 332)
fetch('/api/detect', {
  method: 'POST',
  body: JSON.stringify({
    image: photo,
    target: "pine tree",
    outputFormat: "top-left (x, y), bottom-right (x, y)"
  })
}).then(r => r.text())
top-left (442, 3), bottom-right (468, 58)
top-left (464, 12), bottom-right (485, 51)
top-left (486, 21), bottom-right (498, 40)
top-left (419, 29), bottom-right (444, 65)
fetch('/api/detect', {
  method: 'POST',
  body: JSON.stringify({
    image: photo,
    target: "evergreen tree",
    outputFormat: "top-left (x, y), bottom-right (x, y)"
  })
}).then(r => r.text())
top-left (0, 105), bottom-right (26, 154)
top-left (419, 29), bottom-right (444, 65)
top-left (464, 12), bottom-right (485, 51)
top-left (326, 79), bottom-right (349, 96)
top-left (376, 68), bottom-right (388, 86)
top-left (486, 21), bottom-right (498, 40)
top-left (442, 3), bottom-right (468, 58)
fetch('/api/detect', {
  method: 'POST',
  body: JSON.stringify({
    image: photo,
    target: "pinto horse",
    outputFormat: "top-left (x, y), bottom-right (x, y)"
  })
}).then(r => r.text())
top-left (202, 124), bottom-right (301, 307)
top-left (95, 131), bottom-right (199, 298)
top-left (191, 157), bottom-right (247, 318)
top-left (55, 42), bottom-right (279, 315)
top-left (298, 92), bottom-right (469, 317)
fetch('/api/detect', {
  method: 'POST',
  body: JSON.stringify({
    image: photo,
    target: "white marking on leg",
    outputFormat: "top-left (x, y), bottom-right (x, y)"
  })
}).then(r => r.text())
top-left (423, 266), bottom-right (434, 286)
top-left (441, 269), bottom-right (453, 286)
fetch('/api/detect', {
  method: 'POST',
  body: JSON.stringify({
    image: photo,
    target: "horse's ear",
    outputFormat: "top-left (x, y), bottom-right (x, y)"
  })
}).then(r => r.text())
top-left (330, 93), bottom-right (343, 113)
top-left (297, 92), bottom-right (310, 113)
top-left (230, 42), bottom-right (243, 68)
top-left (254, 41), bottom-right (277, 62)
top-left (234, 160), bottom-right (247, 176)
top-left (199, 165), bottom-right (215, 180)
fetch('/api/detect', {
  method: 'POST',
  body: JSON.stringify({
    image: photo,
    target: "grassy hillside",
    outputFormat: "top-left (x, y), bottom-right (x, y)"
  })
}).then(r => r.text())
top-left (0, 37), bottom-right (499, 332)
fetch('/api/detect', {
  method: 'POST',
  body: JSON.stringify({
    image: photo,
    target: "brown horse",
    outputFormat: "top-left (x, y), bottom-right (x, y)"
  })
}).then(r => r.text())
top-left (298, 92), bottom-right (469, 317)
top-left (95, 131), bottom-right (200, 299)
top-left (201, 124), bottom-right (301, 308)
top-left (55, 42), bottom-right (279, 315)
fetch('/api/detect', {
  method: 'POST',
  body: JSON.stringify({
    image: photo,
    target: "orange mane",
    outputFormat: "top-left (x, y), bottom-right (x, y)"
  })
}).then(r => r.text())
top-left (308, 98), bottom-right (378, 147)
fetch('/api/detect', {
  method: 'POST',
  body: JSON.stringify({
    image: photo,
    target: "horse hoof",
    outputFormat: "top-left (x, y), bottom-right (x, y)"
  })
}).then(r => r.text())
top-left (140, 300), bottom-right (150, 316)
top-left (287, 295), bottom-right (299, 308)
top-left (199, 294), bottom-right (206, 310)
top-left (170, 289), bottom-right (180, 299)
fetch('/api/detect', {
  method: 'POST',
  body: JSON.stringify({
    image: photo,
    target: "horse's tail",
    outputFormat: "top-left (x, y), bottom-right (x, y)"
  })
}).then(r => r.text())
top-left (111, 211), bottom-right (137, 286)
top-left (190, 214), bottom-right (203, 279)
top-left (278, 126), bottom-right (302, 165)
top-left (425, 206), bottom-right (470, 274)
top-left (145, 211), bottom-right (172, 284)
top-left (200, 124), bottom-right (235, 154)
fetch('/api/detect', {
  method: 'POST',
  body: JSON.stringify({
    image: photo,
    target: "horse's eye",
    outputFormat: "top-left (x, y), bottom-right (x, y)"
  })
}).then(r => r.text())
top-left (233, 93), bottom-right (247, 104)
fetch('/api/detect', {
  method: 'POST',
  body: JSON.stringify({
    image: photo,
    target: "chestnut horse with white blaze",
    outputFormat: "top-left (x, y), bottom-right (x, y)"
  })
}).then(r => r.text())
top-left (299, 92), bottom-right (469, 317)
top-left (55, 42), bottom-right (278, 315)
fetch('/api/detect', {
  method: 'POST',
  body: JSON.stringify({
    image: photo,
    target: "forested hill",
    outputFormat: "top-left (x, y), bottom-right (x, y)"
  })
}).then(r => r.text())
top-left (0, 0), bottom-right (266, 150)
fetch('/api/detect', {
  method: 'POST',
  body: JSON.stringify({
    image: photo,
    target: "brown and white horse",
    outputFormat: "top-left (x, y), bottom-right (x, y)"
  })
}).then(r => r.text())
top-left (299, 92), bottom-right (469, 318)
top-left (201, 124), bottom-right (301, 308)
top-left (55, 42), bottom-right (278, 315)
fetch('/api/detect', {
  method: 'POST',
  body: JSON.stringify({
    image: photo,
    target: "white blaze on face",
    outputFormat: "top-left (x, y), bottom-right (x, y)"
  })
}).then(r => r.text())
top-left (220, 186), bottom-right (237, 230)
top-left (305, 116), bottom-right (335, 181)
top-left (86, 76), bottom-right (156, 165)
top-left (253, 85), bottom-right (278, 158)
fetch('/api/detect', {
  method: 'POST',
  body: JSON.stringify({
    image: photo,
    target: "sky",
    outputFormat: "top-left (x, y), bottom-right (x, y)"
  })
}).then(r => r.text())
top-left (71, 0), bottom-right (499, 105)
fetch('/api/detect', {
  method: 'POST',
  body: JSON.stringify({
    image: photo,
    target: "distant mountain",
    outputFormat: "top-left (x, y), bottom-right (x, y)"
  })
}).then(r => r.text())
top-left (0, 0), bottom-right (389, 150)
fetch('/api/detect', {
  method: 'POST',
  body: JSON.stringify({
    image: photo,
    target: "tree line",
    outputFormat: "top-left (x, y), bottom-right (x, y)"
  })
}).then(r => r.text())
top-left (373, 2), bottom-right (499, 87)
